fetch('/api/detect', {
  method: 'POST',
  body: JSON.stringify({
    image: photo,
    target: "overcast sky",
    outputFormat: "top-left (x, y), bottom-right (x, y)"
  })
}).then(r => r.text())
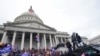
top-left (0, 0), bottom-right (100, 39)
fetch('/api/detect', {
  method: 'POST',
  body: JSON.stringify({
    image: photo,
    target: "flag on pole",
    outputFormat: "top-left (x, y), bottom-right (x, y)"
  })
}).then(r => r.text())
top-left (36, 34), bottom-right (40, 42)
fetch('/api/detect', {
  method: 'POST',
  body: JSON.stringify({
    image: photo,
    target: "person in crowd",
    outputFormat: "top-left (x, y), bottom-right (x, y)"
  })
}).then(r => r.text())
top-left (71, 32), bottom-right (86, 50)
top-left (45, 49), bottom-right (50, 56)
top-left (51, 47), bottom-right (56, 56)
top-left (76, 33), bottom-right (84, 47)
top-left (12, 49), bottom-right (17, 56)
top-left (8, 51), bottom-right (13, 56)
top-left (56, 51), bottom-right (60, 56)
top-left (71, 32), bottom-right (78, 50)
top-left (65, 39), bottom-right (72, 56)
top-left (60, 51), bottom-right (64, 56)
top-left (0, 43), bottom-right (6, 49)
top-left (21, 50), bottom-right (29, 56)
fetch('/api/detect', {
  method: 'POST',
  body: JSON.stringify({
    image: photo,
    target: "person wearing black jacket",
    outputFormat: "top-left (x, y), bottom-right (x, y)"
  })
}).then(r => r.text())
top-left (76, 33), bottom-right (85, 47)
top-left (65, 40), bottom-right (72, 56)
top-left (71, 32), bottom-right (78, 50)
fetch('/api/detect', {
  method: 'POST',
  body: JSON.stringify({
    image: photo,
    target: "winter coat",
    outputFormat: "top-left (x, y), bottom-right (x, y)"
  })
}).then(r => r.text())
top-left (76, 33), bottom-right (82, 43)
top-left (71, 33), bottom-right (77, 42)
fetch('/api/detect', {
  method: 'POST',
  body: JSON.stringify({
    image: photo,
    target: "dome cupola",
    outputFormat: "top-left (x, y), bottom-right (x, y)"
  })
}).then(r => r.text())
top-left (14, 6), bottom-right (43, 24)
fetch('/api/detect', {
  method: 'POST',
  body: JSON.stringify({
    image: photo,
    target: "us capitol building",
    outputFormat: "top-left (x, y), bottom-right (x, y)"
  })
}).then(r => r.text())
top-left (0, 6), bottom-right (88, 50)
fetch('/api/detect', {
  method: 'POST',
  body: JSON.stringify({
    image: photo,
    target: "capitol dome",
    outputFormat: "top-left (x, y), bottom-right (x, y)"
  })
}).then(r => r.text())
top-left (14, 6), bottom-right (43, 24)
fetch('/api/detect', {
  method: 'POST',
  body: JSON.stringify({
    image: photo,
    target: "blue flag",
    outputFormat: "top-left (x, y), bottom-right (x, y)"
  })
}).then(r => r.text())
top-left (0, 44), bottom-right (12, 54)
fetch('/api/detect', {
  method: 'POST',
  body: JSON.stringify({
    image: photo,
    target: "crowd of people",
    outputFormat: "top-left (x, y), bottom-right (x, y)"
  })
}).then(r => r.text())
top-left (7, 48), bottom-right (73, 56)
top-left (0, 39), bottom-right (73, 56)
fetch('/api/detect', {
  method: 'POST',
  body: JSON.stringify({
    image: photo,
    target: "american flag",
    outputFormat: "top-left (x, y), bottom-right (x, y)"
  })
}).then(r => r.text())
top-left (36, 34), bottom-right (40, 42)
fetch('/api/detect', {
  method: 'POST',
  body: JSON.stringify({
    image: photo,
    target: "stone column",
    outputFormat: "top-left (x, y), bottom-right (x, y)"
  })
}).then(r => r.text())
top-left (64, 38), bottom-right (67, 42)
top-left (52, 38), bottom-right (55, 47)
top-left (54, 35), bottom-right (57, 45)
top-left (49, 34), bottom-right (53, 47)
top-left (1, 31), bottom-right (7, 43)
top-left (61, 37), bottom-right (63, 43)
top-left (64, 38), bottom-right (67, 47)
top-left (30, 32), bottom-right (32, 49)
top-left (57, 38), bottom-right (59, 44)
top-left (21, 32), bottom-right (25, 50)
top-left (43, 33), bottom-right (46, 49)
top-left (56, 37), bottom-right (59, 44)
top-left (37, 33), bottom-right (40, 49)
top-left (5, 36), bottom-right (8, 43)
top-left (12, 31), bottom-right (17, 46)
top-left (62, 38), bottom-right (64, 43)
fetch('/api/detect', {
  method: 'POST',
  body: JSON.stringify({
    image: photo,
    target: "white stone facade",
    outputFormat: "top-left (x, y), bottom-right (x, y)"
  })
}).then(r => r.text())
top-left (89, 35), bottom-right (100, 45)
top-left (0, 6), bottom-right (88, 50)
top-left (0, 7), bottom-right (69, 50)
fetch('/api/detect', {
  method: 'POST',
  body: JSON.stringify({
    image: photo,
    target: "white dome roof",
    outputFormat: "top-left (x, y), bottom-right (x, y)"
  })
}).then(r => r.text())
top-left (14, 6), bottom-right (43, 24)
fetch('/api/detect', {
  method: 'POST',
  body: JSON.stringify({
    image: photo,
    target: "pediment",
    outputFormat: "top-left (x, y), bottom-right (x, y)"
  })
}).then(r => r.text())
top-left (10, 22), bottom-right (56, 31)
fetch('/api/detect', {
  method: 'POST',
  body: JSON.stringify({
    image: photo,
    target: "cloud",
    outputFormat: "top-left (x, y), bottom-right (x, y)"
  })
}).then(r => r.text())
top-left (0, 0), bottom-right (100, 39)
